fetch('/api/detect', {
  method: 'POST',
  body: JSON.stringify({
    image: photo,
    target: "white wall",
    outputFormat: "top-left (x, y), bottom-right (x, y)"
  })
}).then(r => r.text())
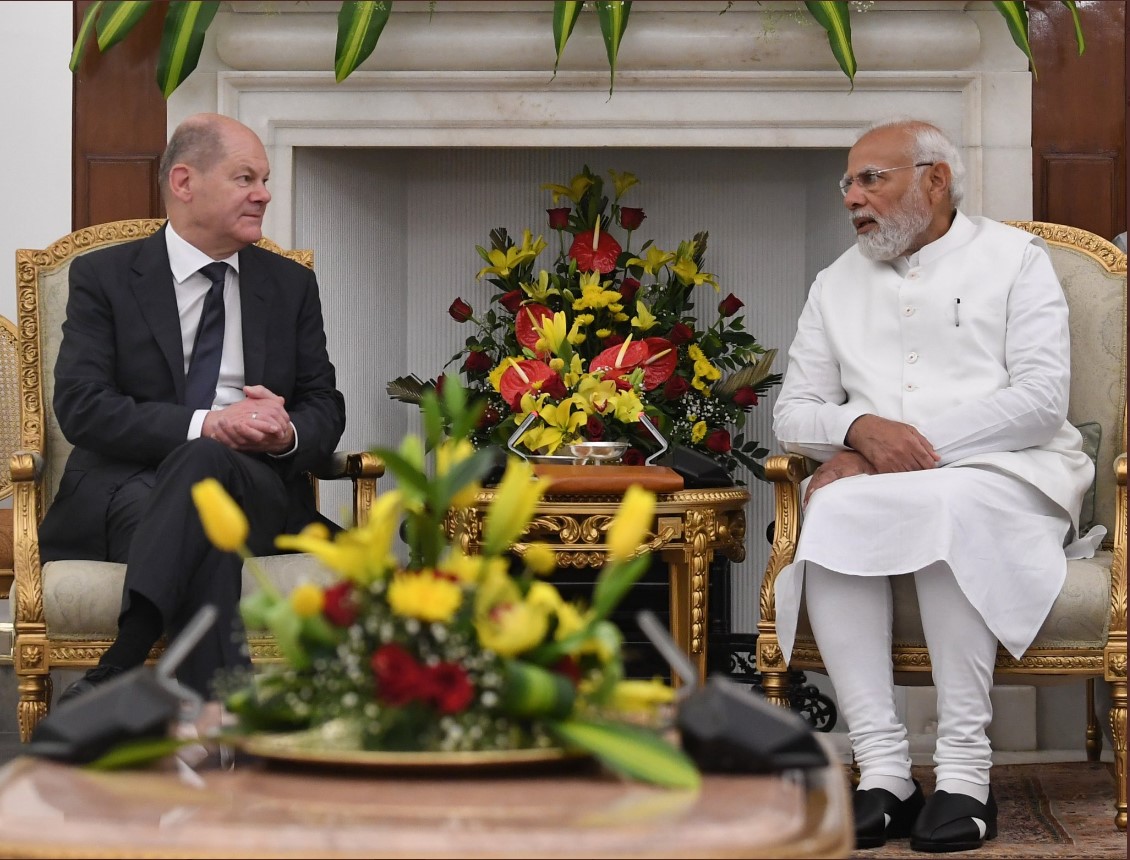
top-left (0, 2), bottom-right (73, 322)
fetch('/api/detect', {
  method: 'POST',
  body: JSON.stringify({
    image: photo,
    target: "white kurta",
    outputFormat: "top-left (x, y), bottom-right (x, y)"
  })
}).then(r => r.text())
top-left (772, 213), bottom-right (1096, 660)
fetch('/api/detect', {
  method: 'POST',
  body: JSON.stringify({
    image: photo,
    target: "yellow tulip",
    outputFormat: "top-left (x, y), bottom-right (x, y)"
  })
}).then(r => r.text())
top-left (606, 484), bottom-right (656, 563)
top-left (387, 570), bottom-right (463, 623)
top-left (483, 458), bottom-right (551, 555)
top-left (191, 478), bottom-right (249, 553)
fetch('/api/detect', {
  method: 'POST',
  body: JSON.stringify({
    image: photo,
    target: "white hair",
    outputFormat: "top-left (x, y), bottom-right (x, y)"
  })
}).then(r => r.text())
top-left (859, 118), bottom-right (965, 208)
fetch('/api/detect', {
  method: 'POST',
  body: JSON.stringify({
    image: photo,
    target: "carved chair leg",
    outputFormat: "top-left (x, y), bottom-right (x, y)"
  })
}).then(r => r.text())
top-left (16, 674), bottom-right (48, 743)
top-left (1110, 678), bottom-right (1127, 831)
top-left (759, 667), bottom-right (793, 710)
top-left (1085, 678), bottom-right (1103, 761)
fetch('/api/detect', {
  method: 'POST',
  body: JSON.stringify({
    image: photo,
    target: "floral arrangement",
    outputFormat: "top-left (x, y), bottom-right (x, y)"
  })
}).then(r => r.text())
top-left (390, 165), bottom-right (780, 479)
top-left (190, 385), bottom-right (699, 789)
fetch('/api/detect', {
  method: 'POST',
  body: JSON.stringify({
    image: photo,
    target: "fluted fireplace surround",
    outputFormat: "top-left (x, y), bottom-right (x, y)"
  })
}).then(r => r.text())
top-left (171, 1), bottom-right (1035, 633)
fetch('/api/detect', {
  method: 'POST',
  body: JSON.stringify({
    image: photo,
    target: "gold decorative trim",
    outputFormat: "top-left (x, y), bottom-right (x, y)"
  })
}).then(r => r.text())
top-left (1005, 220), bottom-right (1128, 274)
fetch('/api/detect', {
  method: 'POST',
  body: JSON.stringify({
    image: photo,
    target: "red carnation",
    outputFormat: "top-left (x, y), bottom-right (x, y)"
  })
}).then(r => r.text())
top-left (619, 277), bottom-right (641, 303)
top-left (618, 207), bottom-right (647, 231)
top-left (448, 298), bottom-right (473, 322)
top-left (322, 581), bottom-right (358, 627)
top-left (569, 229), bottom-right (622, 274)
top-left (499, 290), bottom-right (524, 314)
top-left (428, 663), bottom-right (475, 714)
top-left (547, 207), bottom-right (571, 230)
top-left (622, 448), bottom-right (645, 466)
top-left (663, 375), bottom-right (690, 400)
top-left (718, 293), bottom-right (744, 317)
top-left (733, 387), bottom-right (759, 407)
top-left (668, 322), bottom-right (694, 345)
top-left (585, 415), bottom-right (606, 440)
top-left (463, 350), bottom-right (493, 373)
top-left (706, 428), bottom-right (732, 453)
top-left (371, 644), bottom-right (432, 707)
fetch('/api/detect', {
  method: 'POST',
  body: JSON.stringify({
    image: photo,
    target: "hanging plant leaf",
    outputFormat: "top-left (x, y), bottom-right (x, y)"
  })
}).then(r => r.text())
top-left (804, 1), bottom-right (856, 87)
top-left (156, 1), bottom-right (220, 99)
top-left (1060, 0), bottom-right (1085, 55)
top-left (595, 0), bottom-right (631, 96)
top-left (335, 0), bottom-right (394, 83)
top-left (70, 1), bottom-right (105, 72)
top-left (992, 1), bottom-right (1037, 79)
top-left (552, 0), bottom-right (584, 77)
top-left (95, 0), bottom-right (153, 52)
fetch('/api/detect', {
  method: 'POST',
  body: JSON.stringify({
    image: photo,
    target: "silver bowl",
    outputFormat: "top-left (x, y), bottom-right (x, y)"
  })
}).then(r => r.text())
top-left (565, 441), bottom-right (630, 465)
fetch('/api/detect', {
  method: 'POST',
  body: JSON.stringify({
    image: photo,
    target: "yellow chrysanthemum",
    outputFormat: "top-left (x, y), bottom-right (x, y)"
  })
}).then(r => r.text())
top-left (691, 420), bottom-right (708, 443)
top-left (289, 582), bottom-right (325, 618)
top-left (606, 484), bottom-right (657, 563)
top-left (387, 570), bottom-right (463, 623)
top-left (192, 478), bottom-right (249, 553)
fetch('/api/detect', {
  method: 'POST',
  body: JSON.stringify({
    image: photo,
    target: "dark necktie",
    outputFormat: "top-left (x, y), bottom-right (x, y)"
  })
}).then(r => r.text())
top-left (184, 262), bottom-right (229, 411)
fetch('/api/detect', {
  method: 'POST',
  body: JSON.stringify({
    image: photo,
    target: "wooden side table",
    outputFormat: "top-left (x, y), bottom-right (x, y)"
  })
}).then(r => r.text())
top-left (446, 486), bottom-right (750, 684)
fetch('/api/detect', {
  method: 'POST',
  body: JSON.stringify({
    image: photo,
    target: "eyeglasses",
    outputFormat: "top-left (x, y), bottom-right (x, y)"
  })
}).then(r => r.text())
top-left (839, 162), bottom-right (935, 197)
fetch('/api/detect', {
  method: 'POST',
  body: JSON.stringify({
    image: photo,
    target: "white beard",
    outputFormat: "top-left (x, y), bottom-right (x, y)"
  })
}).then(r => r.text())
top-left (854, 183), bottom-right (932, 262)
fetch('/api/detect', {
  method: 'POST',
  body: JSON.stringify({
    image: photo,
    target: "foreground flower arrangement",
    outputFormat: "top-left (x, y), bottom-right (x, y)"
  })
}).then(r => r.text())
top-left (192, 385), bottom-right (699, 788)
top-left (391, 165), bottom-right (780, 479)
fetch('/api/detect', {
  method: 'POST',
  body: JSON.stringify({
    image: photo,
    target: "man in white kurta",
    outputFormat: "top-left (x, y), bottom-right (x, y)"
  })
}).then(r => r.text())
top-left (772, 120), bottom-right (1094, 853)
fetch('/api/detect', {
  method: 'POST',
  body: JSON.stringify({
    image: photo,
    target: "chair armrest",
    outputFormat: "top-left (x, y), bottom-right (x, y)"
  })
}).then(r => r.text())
top-left (9, 450), bottom-right (44, 484)
top-left (310, 451), bottom-right (386, 482)
top-left (758, 454), bottom-right (813, 627)
top-left (1111, 453), bottom-right (1126, 642)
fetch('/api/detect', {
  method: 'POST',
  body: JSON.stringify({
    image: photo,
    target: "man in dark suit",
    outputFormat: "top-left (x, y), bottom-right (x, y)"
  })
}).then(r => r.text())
top-left (42, 113), bottom-right (346, 702)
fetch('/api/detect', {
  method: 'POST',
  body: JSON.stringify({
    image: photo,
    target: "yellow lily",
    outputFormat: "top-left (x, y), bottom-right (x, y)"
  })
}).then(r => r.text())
top-left (606, 484), bottom-right (657, 564)
top-left (482, 458), bottom-right (551, 556)
top-left (626, 245), bottom-right (674, 278)
top-left (608, 169), bottom-right (639, 200)
top-left (521, 269), bottom-right (557, 303)
top-left (387, 569), bottom-right (463, 623)
top-left (523, 542), bottom-right (557, 576)
top-left (438, 546), bottom-right (509, 585)
top-left (631, 300), bottom-right (658, 332)
top-left (541, 173), bottom-right (593, 205)
top-left (531, 310), bottom-right (570, 358)
top-left (192, 478), bottom-right (249, 553)
top-left (572, 271), bottom-right (622, 312)
top-left (611, 387), bottom-right (646, 423)
top-left (475, 599), bottom-right (549, 657)
top-left (476, 231), bottom-right (546, 280)
top-left (671, 242), bottom-right (719, 290)
top-left (607, 678), bottom-right (677, 715)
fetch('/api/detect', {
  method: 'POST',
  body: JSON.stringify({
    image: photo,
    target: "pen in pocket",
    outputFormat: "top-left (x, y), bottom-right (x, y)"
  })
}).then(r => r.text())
top-left (954, 298), bottom-right (961, 327)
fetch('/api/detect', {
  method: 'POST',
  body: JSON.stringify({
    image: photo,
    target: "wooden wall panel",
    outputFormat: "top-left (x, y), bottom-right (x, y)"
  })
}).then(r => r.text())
top-left (1029, 0), bottom-right (1126, 240)
top-left (72, 0), bottom-right (167, 229)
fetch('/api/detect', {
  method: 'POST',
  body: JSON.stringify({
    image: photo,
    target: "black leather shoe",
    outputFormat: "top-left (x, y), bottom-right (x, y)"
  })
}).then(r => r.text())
top-left (55, 664), bottom-right (127, 708)
top-left (910, 788), bottom-right (998, 853)
top-left (853, 779), bottom-right (926, 849)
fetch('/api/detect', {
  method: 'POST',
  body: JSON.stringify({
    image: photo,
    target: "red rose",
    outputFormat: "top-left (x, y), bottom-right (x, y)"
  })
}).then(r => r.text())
top-left (603, 333), bottom-right (625, 349)
top-left (547, 207), bottom-right (571, 230)
top-left (622, 448), bottom-right (645, 466)
top-left (619, 277), bottom-right (641, 303)
top-left (552, 656), bottom-right (582, 686)
top-left (569, 229), bottom-right (622, 273)
top-left (733, 387), bottom-right (759, 407)
top-left (448, 298), bottom-right (473, 322)
top-left (434, 373), bottom-right (446, 396)
top-left (478, 405), bottom-right (500, 429)
top-left (499, 289), bottom-right (524, 314)
top-left (663, 375), bottom-right (689, 400)
top-left (718, 293), bottom-right (744, 317)
top-left (428, 663), bottom-right (475, 714)
top-left (706, 428), bottom-right (732, 453)
top-left (371, 644), bottom-right (432, 707)
top-left (463, 350), bottom-right (493, 373)
top-left (540, 374), bottom-right (568, 400)
top-left (618, 207), bottom-right (646, 231)
top-left (668, 322), bottom-right (694, 345)
top-left (585, 415), bottom-right (605, 440)
top-left (322, 581), bottom-right (358, 627)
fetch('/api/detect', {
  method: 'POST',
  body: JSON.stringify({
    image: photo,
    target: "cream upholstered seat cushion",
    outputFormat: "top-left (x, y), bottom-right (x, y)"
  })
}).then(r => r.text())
top-left (35, 554), bottom-right (337, 639)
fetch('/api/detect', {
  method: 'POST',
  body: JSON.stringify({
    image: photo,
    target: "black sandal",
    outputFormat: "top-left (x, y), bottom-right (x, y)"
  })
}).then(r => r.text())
top-left (910, 788), bottom-right (998, 853)
top-left (853, 779), bottom-right (925, 849)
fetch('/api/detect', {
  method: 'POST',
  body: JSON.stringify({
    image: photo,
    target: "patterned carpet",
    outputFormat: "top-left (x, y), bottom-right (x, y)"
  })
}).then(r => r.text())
top-left (851, 762), bottom-right (1125, 859)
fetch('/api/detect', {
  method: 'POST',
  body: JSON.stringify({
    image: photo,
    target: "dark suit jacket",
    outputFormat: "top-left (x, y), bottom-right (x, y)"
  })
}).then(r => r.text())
top-left (40, 227), bottom-right (347, 562)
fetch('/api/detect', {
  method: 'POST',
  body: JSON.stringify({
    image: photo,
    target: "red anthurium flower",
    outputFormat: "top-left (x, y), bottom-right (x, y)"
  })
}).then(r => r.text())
top-left (569, 229), bottom-right (622, 273)
top-left (448, 297), bottom-right (473, 322)
top-left (547, 207), bottom-right (571, 229)
top-left (733, 387), bottom-right (759, 407)
top-left (668, 322), bottom-right (695, 345)
top-left (592, 339), bottom-right (649, 390)
top-left (499, 359), bottom-right (558, 410)
top-left (618, 207), bottom-right (646, 231)
top-left (619, 277), bottom-right (641, 303)
top-left (663, 376), bottom-right (689, 400)
top-left (499, 289), bottom-right (524, 314)
top-left (622, 448), bottom-right (645, 466)
top-left (641, 337), bottom-right (677, 390)
top-left (706, 428), bottom-right (732, 453)
top-left (428, 663), bottom-right (475, 714)
top-left (514, 303), bottom-right (555, 356)
top-left (718, 293), bottom-right (744, 317)
top-left (463, 350), bottom-right (493, 373)
top-left (322, 581), bottom-right (358, 627)
top-left (371, 644), bottom-right (433, 707)
top-left (586, 415), bottom-right (605, 440)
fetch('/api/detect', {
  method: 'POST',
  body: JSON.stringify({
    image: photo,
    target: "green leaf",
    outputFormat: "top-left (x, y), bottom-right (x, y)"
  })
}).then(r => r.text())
top-left (1060, 0), bottom-right (1085, 55)
top-left (70, 1), bottom-right (105, 72)
top-left (265, 599), bottom-right (308, 669)
top-left (335, 0), bottom-right (393, 83)
top-left (551, 0), bottom-right (584, 76)
top-left (992, 1), bottom-right (1037, 80)
top-left (595, 0), bottom-right (632, 96)
top-left (385, 374), bottom-right (433, 405)
top-left (370, 446), bottom-right (431, 500)
top-left (591, 555), bottom-right (649, 619)
top-left (804, 1), bottom-right (856, 86)
top-left (549, 717), bottom-right (701, 789)
top-left (95, 0), bottom-right (153, 52)
top-left (156, 1), bottom-right (220, 99)
top-left (86, 735), bottom-right (201, 771)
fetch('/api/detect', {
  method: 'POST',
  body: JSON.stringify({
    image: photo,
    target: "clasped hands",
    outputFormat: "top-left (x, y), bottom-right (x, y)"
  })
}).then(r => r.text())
top-left (804, 414), bottom-right (940, 505)
top-left (201, 385), bottom-right (294, 455)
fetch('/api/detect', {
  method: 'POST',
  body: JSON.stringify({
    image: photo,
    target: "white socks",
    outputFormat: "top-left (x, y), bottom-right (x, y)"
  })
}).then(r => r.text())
top-left (859, 774), bottom-right (917, 800)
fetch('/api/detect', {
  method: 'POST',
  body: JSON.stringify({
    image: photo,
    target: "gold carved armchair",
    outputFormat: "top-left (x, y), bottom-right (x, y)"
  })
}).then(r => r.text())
top-left (756, 222), bottom-right (1127, 830)
top-left (11, 219), bottom-right (384, 741)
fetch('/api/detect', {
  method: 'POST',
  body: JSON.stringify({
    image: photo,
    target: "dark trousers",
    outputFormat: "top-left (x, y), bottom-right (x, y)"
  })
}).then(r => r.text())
top-left (108, 438), bottom-right (289, 697)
